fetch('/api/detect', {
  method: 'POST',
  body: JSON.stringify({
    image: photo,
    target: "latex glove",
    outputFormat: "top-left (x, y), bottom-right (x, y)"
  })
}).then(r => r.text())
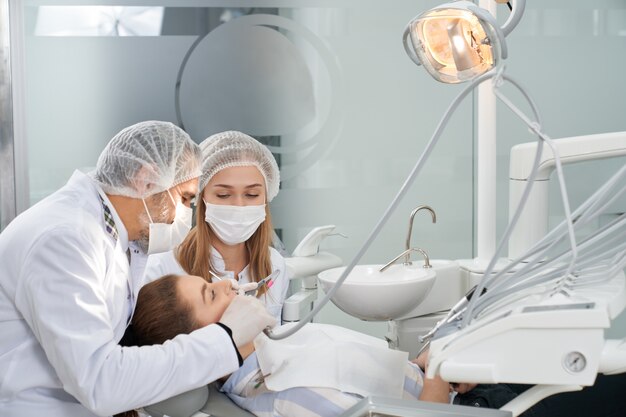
top-left (219, 295), bottom-right (277, 348)
top-left (229, 279), bottom-right (259, 295)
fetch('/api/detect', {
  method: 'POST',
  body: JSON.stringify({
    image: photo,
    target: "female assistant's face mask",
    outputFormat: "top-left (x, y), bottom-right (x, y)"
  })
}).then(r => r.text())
top-left (204, 201), bottom-right (266, 246)
top-left (142, 190), bottom-right (192, 254)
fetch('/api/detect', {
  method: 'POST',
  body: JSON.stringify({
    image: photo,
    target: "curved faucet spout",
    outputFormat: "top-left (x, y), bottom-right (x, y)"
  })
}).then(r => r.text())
top-left (405, 205), bottom-right (437, 264)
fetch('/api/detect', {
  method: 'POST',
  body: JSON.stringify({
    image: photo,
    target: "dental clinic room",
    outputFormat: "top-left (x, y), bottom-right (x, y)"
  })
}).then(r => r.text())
top-left (2, 1), bottom-right (626, 417)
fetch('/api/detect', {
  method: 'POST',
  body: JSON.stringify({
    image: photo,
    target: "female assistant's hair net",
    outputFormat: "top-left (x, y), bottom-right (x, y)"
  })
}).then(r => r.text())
top-left (93, 121), bottom-right (202, 199)
top-left (199, 131), bottom-right (280, 202)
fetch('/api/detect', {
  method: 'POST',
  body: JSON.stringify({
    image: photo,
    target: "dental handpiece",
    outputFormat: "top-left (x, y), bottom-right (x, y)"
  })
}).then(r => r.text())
top-left (447, 284), bottom-right (487, 319)
top-left (416, 285), bottom-right (487, 356)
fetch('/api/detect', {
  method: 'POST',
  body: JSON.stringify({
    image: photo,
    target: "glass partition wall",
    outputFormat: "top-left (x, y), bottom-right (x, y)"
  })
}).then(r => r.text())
top-left (5, 0), bottom-right (626, 337)
top-left (0, 0), bottom-right (15, 231)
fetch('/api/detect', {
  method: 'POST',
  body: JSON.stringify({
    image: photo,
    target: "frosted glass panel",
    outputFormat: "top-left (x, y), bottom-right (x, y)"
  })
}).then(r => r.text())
top-left (178, 15), bottom-right (317, 139)
top-left (25, 36), bottom-right (194, 202)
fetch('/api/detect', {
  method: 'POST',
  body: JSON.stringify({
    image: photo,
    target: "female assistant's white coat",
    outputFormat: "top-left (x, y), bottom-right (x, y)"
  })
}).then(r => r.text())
top-left (0, 171), bottom-right (240, 417)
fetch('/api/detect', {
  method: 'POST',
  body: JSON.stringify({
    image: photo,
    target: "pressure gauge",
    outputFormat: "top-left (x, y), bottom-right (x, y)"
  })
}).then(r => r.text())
top-left (563, 351), bottom-right (587, 373)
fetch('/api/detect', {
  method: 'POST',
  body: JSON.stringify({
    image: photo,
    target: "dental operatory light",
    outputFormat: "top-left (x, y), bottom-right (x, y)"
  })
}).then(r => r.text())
top-left (403, 0), bottom-right (519, 84)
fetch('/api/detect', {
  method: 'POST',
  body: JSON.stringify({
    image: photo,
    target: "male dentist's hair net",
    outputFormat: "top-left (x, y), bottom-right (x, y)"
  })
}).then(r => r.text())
top-left (93, 121), bottom-right (202, 199)
top-left (199, 131), bottom-right (280, 202)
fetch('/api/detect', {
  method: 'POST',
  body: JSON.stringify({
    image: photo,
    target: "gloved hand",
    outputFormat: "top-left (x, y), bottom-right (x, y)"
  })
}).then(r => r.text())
top-left (229, 279), bottom-right (259, 295)
top-left (219, 295), bottom-right (277, 348)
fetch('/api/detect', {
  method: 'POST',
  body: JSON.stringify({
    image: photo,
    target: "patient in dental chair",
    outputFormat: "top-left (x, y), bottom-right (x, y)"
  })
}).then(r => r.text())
top-left (123, 274), bottom-right (626, 417)
top-left (123, 274), bottom-right (468, 417)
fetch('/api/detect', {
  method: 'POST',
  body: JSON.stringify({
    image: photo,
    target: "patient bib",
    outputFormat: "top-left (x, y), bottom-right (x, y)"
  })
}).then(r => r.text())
top-left (254, 323), bottom-right (408, 398)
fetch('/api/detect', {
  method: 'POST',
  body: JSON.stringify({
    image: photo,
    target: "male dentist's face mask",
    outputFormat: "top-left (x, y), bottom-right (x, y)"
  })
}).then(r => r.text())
top-left (142, 190), bottom-right (193, 254)
top-left (204, 202), bottom-right (266, 246)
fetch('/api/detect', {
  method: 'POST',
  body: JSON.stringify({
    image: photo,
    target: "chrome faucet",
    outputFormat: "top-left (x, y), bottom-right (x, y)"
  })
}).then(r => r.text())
top-left (405, 205), bottom-right (436, 264)
top-left (380, 247), bottom-right (431, 273)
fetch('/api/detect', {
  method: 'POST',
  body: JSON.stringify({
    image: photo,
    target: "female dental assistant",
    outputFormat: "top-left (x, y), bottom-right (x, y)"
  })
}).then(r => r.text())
top-left (0, 121), bottom-right (275, 417)
top-left (143, 131), bottom-right (289, 322)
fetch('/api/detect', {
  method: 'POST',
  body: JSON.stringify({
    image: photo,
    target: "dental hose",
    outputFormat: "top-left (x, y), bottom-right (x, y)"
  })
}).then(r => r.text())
top-left (461, 72), bottom-right (582, 329)
top-left (264, 71), bottom-right (498, 340)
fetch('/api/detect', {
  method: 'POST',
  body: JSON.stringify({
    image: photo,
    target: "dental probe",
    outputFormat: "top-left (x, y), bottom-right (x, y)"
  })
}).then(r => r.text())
top-left (209, 270), bottom-right (222, 281)
top-left (211, 269), bottom-right (279, 295)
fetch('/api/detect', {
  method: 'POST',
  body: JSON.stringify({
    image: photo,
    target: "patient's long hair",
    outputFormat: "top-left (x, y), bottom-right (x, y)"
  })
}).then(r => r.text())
top-left (131, 274), bottom-right (199, 345)
top-left (116, 274), bottom-right (200, 417)
top-left (176, 198), bottom-right (273, 297)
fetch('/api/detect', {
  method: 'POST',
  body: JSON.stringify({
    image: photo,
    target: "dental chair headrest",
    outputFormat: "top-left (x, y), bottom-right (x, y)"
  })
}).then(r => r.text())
top-left (143, 385), bottom-right (209, 417)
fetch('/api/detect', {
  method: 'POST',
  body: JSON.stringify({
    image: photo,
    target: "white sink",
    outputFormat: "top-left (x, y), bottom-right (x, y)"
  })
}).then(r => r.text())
top-left (396, 259), bottom-right (464, 319)
top-left (317, 264), bottom-right (436, 321)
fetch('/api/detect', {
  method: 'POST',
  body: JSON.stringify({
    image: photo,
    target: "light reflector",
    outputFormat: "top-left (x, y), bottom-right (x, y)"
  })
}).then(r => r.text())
top-left (404, 1), bottom-right (505, 84)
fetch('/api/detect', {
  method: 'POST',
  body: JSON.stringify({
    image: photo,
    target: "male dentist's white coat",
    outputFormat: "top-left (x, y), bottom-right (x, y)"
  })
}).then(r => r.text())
top-left (0, 171), bottom-right (239, 417)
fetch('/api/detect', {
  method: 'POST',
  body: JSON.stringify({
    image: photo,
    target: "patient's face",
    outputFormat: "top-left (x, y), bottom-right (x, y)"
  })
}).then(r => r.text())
top-left (176, 275), bottom-right (236, 326)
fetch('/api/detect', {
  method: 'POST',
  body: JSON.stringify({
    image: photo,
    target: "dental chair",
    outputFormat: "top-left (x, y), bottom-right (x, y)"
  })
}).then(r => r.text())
top-left (144, 226), bottom-right (343, 417)
top-left (144, 383), bottom-right (253, 417)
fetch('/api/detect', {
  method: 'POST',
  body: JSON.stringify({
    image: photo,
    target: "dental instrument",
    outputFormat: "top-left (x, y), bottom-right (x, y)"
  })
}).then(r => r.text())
top-left (416, 285), bottom-right (488, 357)
top-left (244, 269), bottom-right (280, 296)
top-left (209, 270), bottom-right (222, 281)
top-left (211, 267), bottom-right (273, 297)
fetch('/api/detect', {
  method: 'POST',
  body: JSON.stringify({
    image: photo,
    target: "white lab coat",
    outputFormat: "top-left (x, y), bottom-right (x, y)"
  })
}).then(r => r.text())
top-left (0, 171), bottom-right (239, 417)
top-left (129, 240), bottom-right (149, 285)
top-left (143, 246), bottom-right (289, 322)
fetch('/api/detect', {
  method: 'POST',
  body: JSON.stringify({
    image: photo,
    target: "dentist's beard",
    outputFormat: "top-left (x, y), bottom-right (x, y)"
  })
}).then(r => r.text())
top-left (136, 211), bottom-right (150, 254)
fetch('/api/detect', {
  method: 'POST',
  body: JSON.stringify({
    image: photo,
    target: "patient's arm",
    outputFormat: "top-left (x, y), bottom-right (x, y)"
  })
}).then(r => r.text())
top-left (412, 348), bottom-right (476, 400)
top-left (412, 350), bottom-right (428, 370)
top-left (414, 349), bottom-right (450, 403)
top-left (419, 372), bottom-right (451, 403)
top-left (218, 342), bottom-right (256, 384)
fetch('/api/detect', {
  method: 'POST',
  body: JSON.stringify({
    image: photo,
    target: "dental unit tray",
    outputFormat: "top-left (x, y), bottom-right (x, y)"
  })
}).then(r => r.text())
top-left (427, 269), bottom-right (626, 387)
top-left (426, 160), bottom-right (626, 389)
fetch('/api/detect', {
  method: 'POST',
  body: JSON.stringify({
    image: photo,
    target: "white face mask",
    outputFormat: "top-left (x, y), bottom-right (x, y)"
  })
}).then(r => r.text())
top-left (142, 191), bottom-right (193, 255)
top-left (204, 202), bottom-right (266, 246)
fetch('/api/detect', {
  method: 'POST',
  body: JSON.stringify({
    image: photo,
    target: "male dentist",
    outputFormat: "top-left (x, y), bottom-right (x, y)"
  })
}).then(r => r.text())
top-left (0, 121), bottom-right (275, 416)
